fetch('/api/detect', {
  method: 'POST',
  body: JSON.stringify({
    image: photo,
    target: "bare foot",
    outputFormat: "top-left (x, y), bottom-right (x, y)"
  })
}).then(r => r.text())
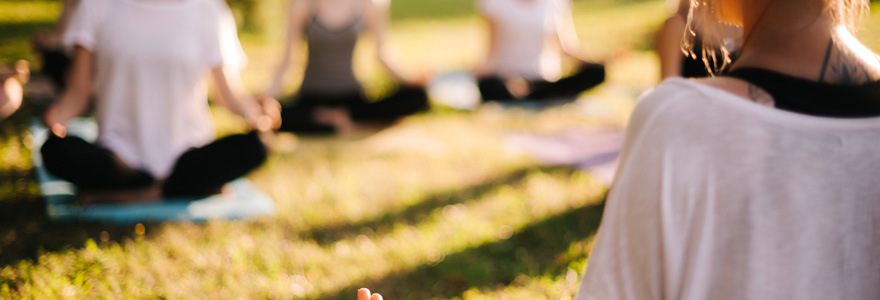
top-left (357, 288), bottom-right (383, 300)
top-left (79, 183), bottom-right (162, 205)
top-left (314, 107), bottom-right (356, 135)
top-left (219, 184), bottom-right (236, 202)
top-left (505, 77), bottom-right (530, 98)
top-left (339, 121), bottom-right (390, 138)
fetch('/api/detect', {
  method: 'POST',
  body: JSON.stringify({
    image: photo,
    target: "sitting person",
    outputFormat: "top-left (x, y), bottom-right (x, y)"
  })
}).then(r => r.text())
top-left (475, 0), bottom-right (605, 101)
top-left (655, 0), bottom-right (741, 79)
top-left (261, 0), bottom-right (430, 135)
top-left (0, 61), bottom-right (29, 120)
top-left (576, 0), bottom-right (880, 299)
top-left (41, 0), bottom-right (281, 203)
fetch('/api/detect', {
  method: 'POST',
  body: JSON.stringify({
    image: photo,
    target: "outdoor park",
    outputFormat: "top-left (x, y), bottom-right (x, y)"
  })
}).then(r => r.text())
top-left (1, 0), bottom-right (879, 299)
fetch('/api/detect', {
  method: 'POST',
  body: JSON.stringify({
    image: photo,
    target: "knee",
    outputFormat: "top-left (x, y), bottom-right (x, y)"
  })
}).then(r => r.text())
top-left (402, 86), bottom-right (429, 106)
top-left (40, 134), bottom-right (72, 166)
top-left (243, 132), bottom-right (269, 165)
top-left (579, 63), bottom-right (606, 81)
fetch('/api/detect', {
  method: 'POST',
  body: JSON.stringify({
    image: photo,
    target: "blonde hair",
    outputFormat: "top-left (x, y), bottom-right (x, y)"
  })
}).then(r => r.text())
top-left (681, 0), bottom-right (737, 76)
top-left (829, 0), bottom-right (871, 33)
top-left (681, 0), bottom-right (871, 76)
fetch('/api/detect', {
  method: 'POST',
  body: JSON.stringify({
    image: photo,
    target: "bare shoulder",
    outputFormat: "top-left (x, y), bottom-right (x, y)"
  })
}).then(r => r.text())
top-left (660, 14), bottom-right (686, 34)
top-left (286, 0), bottom-right (310, 25)
top-left (369, 0), bottom-right (390, 11)
top-left (288, 0), bottom-right (310, 13)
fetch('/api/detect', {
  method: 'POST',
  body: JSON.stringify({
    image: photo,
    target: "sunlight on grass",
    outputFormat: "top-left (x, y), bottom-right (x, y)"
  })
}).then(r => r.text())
top-left (4, 1), bottom-right (880, 299)
top-left (0, 1), bottom-right (59, 24)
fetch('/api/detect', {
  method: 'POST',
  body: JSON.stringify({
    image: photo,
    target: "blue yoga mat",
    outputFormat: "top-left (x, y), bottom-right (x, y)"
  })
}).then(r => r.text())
top-left (30, 118), bottom-right (277, 223)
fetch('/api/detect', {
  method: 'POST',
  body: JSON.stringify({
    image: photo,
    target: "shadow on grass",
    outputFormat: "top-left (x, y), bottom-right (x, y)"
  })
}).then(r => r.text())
top-left (0, 195), bottom-right (143, 268)
top-left (0, 106), bottom-right (141, 268)
top-left (304, 166), bottom-right (574, 245)
top-left (320, 197), bottom-right (606, 300)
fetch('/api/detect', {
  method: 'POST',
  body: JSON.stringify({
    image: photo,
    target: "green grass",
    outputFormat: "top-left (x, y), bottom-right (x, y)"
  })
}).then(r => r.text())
top-left (2, 1), bottom-right (880, 299)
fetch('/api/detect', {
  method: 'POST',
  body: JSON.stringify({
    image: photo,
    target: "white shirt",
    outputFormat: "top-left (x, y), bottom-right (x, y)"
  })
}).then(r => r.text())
top-left (576, 78), bottom-right (880, 300)
top-left (478, 0), bottom-right (567, 81)
top-left (64, 0), bottom-right (246, 178)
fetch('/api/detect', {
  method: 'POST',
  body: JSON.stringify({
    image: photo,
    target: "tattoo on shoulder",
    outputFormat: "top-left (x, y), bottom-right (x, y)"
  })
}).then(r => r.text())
top-left (820, 41), bottom-right (873, 85)
top-left (747, 84), bottom-right (775, 107)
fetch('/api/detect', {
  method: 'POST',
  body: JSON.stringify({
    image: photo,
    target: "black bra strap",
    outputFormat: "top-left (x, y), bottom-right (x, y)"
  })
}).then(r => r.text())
top-left (725, 68), bottom-right (880, 118)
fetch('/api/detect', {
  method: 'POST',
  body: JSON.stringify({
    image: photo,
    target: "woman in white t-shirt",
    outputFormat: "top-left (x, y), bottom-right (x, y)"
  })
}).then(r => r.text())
top-left (576, 0), bottom-right (880, 299)
top-left (40, 0), bottom-right (281, 203)
top-left (475, 0), bottom-right (605, 101)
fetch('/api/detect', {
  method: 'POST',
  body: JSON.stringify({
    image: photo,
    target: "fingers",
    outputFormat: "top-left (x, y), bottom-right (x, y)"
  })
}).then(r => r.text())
top-left (259, 97), bottom-right (283, 130)
top-left (51, 123), bottom-right (68, 138)
top-left (357, 288), bottom-right (371, 300)
top-left (14, 60), bottom-right (30, 84)
top-left (358, 288), bottom-right (384, 300)
top-left (254, 115), bottom-right (273, 132)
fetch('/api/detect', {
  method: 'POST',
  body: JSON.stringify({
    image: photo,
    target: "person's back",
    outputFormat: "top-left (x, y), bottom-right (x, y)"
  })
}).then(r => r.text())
top-left (576, 0), bottom-right (880, 299)
top-left (577, 78), bottom-right (880, 299)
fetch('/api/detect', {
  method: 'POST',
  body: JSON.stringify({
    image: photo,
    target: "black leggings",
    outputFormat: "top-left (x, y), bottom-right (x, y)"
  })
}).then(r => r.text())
top-left (279, 85), bottom-right (429, 134)
top-left (41, 132), bottom-right (268, 197)
top-left (478, 63), bottom-right (606, 101)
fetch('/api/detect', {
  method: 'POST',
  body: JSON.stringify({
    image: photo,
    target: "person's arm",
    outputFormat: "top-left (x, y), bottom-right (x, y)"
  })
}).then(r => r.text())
top-left (211, 66), bottom-right (281, 132)
top-left (42, 46), bottom-right (93, 137)
top-left (366, 0), bottom-right (425, 86)
top-left (554, 1), bottom-right (590, 63)
top-left (34, 0), bottom-right (81, 49)
top-left (475, 14), bottom-right (499, 77)
top-left (260, 0), bottom-right (309, 99)
top-left (656, 15), bottom-right (687, 80)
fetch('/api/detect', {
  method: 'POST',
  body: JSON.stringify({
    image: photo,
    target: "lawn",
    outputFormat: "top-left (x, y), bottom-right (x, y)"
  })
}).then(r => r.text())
top-left (1, 1), bottom-right (879, 299)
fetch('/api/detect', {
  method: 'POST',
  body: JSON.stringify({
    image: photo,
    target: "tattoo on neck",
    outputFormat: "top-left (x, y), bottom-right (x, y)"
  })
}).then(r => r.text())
top-left (818, 39), bottom-right (833, 82)
top-left (820, 40), bottom-right (872, 85)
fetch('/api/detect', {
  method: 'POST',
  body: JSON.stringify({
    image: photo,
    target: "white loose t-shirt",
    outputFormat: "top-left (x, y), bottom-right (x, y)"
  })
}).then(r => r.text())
top-left (478, 0), bottom-right (567, 81)
top-left (63, 0), bottom-right (247, 178)
top-left (576, 78), bottom-right (880, 300)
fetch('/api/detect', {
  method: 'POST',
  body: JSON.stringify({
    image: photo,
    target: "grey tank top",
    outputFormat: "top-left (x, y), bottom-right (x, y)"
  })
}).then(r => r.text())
top-left (300, 6), bottom-right (364, 95)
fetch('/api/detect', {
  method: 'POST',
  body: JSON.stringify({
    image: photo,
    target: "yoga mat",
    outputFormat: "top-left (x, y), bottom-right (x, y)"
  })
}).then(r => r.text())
top-left (428, 71), bottom-right (579, 111)
top-left (505, 129), bottom-right (623, 185)
top-left (30, 118), bottom-right (277, 223)
top-left (427, 71), bottom-right (482, 110)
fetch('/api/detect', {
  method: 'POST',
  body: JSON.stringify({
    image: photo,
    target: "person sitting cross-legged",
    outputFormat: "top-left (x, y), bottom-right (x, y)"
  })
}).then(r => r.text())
top-left (41, 0), bottom-right (281, 203)
top-left (475, 0), bottom-right (606, 101)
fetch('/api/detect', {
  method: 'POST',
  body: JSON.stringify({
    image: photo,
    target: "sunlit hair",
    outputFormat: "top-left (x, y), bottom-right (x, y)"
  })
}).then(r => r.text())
top-left (680, 0), bottom-right (737, 76)
top-left (681, 0), bottom-right (870, 76)
top-left (830, 0), bottom-right (871, 33)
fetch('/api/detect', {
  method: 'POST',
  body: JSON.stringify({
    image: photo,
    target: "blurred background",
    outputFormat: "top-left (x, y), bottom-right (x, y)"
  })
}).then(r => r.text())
top-left (1, 0), bottom-right (879, 298)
